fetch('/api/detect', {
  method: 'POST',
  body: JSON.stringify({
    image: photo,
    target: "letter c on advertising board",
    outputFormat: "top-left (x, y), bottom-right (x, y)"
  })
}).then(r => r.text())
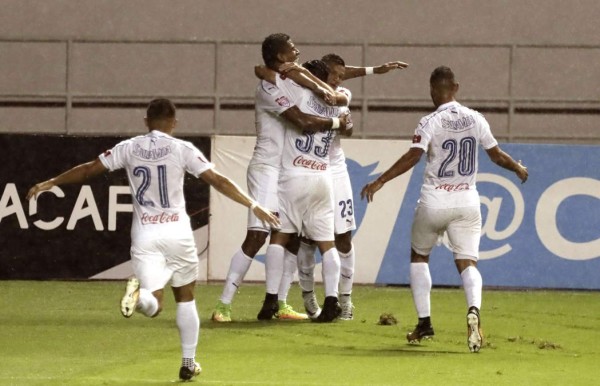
top-left (535, 177), bottom-right (600, 260)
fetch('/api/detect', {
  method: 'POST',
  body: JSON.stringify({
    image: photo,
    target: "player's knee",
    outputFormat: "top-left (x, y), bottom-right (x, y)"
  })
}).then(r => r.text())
top-left (241, 231), bottom-right (268, 256)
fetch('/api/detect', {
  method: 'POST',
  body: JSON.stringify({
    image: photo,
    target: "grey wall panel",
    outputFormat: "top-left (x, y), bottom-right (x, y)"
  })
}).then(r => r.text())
top-left (0, 107), bottom-right (65, 133)
top-left (70, 43), bottom-right (215, 96)
top-left (0, 42), bottom-right (66, 95)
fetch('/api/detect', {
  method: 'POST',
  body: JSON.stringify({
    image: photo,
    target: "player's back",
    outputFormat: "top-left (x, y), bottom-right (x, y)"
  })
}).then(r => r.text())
top-left (101, 130), bottom-right (213, 241)
top-left (275, 76), bottom-right (339, 177)
top-left (413, 101), bottom-right (497, 208)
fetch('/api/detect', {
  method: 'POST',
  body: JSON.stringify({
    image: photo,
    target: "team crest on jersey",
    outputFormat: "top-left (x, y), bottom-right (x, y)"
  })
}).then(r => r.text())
top-left (103, 150), bottom-right (112, 157)
top-left (412, 135), bottom-right (422, 144)
top-left (275, 96), bottom-right (290, 107)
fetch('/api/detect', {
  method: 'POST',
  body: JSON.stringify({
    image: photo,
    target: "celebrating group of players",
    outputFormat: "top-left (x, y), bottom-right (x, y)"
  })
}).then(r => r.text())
top-left (26, 31), bottom-right (529, 380)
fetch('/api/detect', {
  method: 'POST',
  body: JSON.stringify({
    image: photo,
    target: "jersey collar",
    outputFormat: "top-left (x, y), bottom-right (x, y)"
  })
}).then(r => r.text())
top-left (436, 101), bottom-right (460, 112)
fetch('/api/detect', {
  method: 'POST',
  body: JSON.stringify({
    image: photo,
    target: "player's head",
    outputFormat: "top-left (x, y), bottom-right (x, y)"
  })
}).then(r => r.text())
top-left (262, 33), bottom-right (300, 71)
top-left (302, 59), bottom-right (329, 82)
top-left (321, 53), bottom-right (346, 88)
top-left (145, 98), bottom-right (177, 133)
top-left (429, 66), bottom-right (459, 107)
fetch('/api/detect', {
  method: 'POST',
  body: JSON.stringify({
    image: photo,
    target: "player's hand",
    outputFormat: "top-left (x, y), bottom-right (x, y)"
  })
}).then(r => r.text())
top-left (516, 160), bottom-right (528, 184)
top-left (26, 180), bottom-right (55, 200)
top-left (252, 204), bottom-right (281, 228)
top-left (314, 86), bottom-right (337, 105)
top-left (361, 179), bottom-right (384, 203)
top-left (339, 112), bottom-right (353, 131)
top-left (374, 61), bottom-right (409, 74)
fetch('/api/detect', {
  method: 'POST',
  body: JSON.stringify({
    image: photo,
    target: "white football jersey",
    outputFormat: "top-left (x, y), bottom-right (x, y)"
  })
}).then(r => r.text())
top-left (99, 130), bottom-right (214, 241)
top-left (411, 101), bottom-right (498, 208)
top-left (329, 86), bottom-right (352, 176)
top-left (275, 76), bottom-right (339, 176)
top-left (250, 79), bottom-right (293, 168)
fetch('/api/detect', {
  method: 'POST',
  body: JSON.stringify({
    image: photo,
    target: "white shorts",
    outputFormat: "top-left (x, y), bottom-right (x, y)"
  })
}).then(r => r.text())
top-left (246, 163), bottom-right (279, 232)
top-left (411, 205), bottom-right (481, 260)
top-left (278, 173), bottom-right (335, 242)
top-left (130, 237), bottom-right (199, 292)
top-left (332, 172), bottom-right (356, 234)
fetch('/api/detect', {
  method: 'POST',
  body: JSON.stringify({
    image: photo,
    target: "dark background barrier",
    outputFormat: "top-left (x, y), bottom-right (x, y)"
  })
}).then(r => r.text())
top-left (0, 134), bottom-right (210, 279)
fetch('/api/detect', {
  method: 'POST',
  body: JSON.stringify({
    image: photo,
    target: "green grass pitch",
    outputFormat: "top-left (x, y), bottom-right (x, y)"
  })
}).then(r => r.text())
top-left (0, 281), bottom-right (598, 385)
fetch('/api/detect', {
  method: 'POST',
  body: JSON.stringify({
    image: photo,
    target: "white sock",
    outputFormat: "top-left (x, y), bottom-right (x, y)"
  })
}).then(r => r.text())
top-left (410, 262), bottom-right (432, 318)
top-left (321, 248), bottom-right (341, 298)
top-left (136, 288), bottom-right (159, 317)
top-left (278, 249), bottom-right (297, 302)
top-left (265, 244), bottom-right (285, 295)
top-left (220, 249), bottom-right (253, 304)
top-left (176, 300), bottom-right (199, 360)
top-left (461, 265), bottom-right (483, 310)
top-left (338, 245), bottom-right (355, 295)
top-left (297, 242), bottom-right (317, 292)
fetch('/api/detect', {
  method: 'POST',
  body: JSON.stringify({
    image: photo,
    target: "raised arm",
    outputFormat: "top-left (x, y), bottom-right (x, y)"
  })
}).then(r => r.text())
top-left (360, 147), bottom-right (423, 203)
top-left (344, 61), bottom-right (409, 80)
top-left (199, 169), bottom-right (280, 227)
top-left (255, 64), bottom-right (336, 105)
top-left (26, 158), bottom-right (108, 200)
top-left (485, 145), bottom-right (529, 183)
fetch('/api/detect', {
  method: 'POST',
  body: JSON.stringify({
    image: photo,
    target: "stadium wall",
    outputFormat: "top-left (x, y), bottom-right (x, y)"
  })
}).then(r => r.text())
top-left (1, 1), bottom-right (600, 143)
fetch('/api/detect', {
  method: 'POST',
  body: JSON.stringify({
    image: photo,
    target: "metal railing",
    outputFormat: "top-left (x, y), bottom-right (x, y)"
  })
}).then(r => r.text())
top-left (1, 38), bottom-right (599, 143)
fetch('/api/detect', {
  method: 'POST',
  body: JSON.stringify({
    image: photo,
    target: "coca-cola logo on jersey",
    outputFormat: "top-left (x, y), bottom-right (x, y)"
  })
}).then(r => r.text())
top-left (141, 211), bottom-right (180, 225)
top-left (292, 155), bottom-right (328, 171)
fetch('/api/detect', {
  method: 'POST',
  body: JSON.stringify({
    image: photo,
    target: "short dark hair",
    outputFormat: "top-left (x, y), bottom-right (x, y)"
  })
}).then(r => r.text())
top-left (146, 98), bottom-right (176, 122)
top-left (321, 53), bottom-right (345, 67)
top-left (430, 66), bottom-right (456, 85)
top-left (302, 59), bottom-right (329, 82)
top-left (262, 33), bottom-right (291, 69)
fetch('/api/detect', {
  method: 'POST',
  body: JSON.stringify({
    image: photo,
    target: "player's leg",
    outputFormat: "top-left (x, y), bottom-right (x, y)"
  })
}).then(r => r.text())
top-left (336, 231), bottom-right (355, 320)
top-left (122, 241), bottom-right (169, 318)
top-left (332, 172), bottom-right (357, 320)
top-left (172, 281), bottom-right (201, 381)
top-left (212, 229), bottom-right (269, 322)
top-left (169, 238), bottom-right (202, 380)
top-left (297, 237), bottom-right (320, 319)
top-left (314, 240), bottom-right (341, 322)
top-left (258, 230), bottom-right (292, 320)
top-left (275, 234), bottom-right (308, 320)
top-left (407, 206), bottom-right (443, 342)
top-left (213, 164), bottom-right (278, 322)
top-left (447, 206), bottom-right (483, 352)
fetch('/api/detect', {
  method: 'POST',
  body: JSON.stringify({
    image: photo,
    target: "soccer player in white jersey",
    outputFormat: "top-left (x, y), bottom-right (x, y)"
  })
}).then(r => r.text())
top-left (361, 66), bottom-right (528, 352)
top-left (211, 33), bottom-right (350, 323)
top-left (259, 59), bottom-right (351, 322)
top-left (294, 53), bottom-right (409, 320)
top-left (26, 98), bottom-right (280, 380)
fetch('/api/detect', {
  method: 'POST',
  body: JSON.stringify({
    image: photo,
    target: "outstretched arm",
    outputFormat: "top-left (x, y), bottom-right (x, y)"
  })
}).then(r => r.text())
top-left (486, 145), bottom-right (528, 183)
top-left (361, 147), bottom-right (423, 203)
top-left (344, 61), bottom-right (409, 80)
top-left (255, 64), bottom-right (336, 105)
top-left (199, 169), bottom-right (280, 228)
top-left (26, 158), bottom-right (108, 200)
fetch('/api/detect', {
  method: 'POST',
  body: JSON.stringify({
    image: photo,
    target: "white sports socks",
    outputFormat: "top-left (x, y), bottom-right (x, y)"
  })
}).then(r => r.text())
top-left (338, 246), bottom-right (355, 295)
top-left (297, 241), bottom-right (317, 292)
top-left (136, 288), bottom-right (159, 317)
top-left (176, 300), bottom-right (199, 361)
top-left (321, 248), bottom-right (341, 298)
top-left (265, 244), bottom-right (285, 295)
top-left (220, 249), bottom-right (253, 304)
top-left (278, 249), bottom-right (297, 302)
top-left (461, 265), bottom-right (483, 310)
top-left (410, 262), bottom-right (432, 318)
